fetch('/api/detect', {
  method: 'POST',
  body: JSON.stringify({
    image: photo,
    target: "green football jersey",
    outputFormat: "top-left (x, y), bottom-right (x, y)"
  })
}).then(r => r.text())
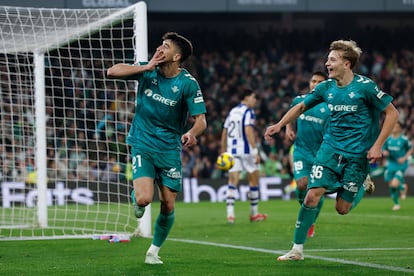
top-left (304, 74), bottom-right (393, 157)
top-left (126, 66), bottom-right (206, 153)
top-left (383, 134), bottom-right (412, 171)
top-left (292, 95), bottom-right (329, 158)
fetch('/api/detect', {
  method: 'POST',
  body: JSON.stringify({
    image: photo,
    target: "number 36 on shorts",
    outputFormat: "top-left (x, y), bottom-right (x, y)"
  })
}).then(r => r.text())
top-left (310, 165), bottom-right (324, 179)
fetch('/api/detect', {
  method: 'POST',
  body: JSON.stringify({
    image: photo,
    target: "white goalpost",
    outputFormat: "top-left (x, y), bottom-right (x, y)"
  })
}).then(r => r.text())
top-left (0, 2), bottom-right (151, 239)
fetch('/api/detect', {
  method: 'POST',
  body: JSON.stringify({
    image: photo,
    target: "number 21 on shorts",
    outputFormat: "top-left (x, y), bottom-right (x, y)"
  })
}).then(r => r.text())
top-left (132, 154), bottom-right (142, 173)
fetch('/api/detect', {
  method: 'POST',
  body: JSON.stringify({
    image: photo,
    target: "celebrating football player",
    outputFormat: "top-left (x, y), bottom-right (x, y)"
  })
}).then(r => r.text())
top-left (107, 32), bottom-right (207, 265)
top-left (265, 39), bottom-right (398, 261)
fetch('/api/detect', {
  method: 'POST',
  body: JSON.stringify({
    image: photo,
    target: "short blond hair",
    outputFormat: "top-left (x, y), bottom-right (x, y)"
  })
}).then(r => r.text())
top-left (329, 40), bottom-right (362, 69)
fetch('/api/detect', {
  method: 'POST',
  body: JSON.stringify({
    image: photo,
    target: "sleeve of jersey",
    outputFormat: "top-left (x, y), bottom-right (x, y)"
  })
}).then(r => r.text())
top-left (290, 96), bottom-right (300, 108)
top-left (366, 82), bottom-right (393, 111)
top-left (123, 61), bottom-right (147, 80)
top-left (185, 78), bottom-right (207, 116)
top-left (244, 109), bottom-right (255, 126)
top-left (303, 83), bottom-right (325, 109)
top-left (223, 116), bottom-right (230, 129)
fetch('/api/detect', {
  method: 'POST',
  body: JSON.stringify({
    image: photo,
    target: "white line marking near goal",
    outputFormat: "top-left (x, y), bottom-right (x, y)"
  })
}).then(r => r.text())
top-left (306, 247), bottom-right (414, 252)
top-left (169, 238), bottom-right (414, 273)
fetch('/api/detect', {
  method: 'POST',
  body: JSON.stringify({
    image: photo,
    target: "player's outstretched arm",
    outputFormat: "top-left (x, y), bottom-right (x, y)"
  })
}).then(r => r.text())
top-left (264, 102), bottom-right (306, 142)
top-left (367, 103), bottom-right (399, 164)
top-left (107, 63), bottom-right (150, 78)
top-left (399, 146), bottom-right (414, 164)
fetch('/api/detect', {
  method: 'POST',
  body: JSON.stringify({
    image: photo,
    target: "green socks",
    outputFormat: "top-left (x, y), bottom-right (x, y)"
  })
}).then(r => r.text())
top-left (351, 184), bottom-right (366, 210)
top-left (293, 204), bottom-right (318, 244)
top-left (152, 211), bottom-right (175, 247)
top-left (296, 189), bottom-right (324, 224)
top-left (389, 187), bottom-right (399, 205)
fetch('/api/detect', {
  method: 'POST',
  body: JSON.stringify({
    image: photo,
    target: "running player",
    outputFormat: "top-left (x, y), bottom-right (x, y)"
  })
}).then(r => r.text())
top-left (264, 39), bottom-right (399, 261)
top-left (383, 121), bottom-right (413, 211)
top-left (285, 71), bottom-right (328, 238)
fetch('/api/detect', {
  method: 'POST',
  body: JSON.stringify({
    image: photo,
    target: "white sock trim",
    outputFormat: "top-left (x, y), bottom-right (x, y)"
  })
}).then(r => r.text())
top-left (292, 243), bottom-right (303, 252)
top-left (147, 244), bottom-right (160, 256)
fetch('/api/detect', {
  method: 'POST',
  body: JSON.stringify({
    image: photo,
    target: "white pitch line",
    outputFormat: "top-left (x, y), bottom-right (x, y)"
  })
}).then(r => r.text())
top-left (169, 238), bottom-right (414, 273)
top-left (306, 247), bottom-right (414, 252)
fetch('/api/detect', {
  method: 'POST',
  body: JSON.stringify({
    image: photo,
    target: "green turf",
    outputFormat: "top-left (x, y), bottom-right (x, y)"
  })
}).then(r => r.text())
top-left (0, 197), bottom-right (413, 275)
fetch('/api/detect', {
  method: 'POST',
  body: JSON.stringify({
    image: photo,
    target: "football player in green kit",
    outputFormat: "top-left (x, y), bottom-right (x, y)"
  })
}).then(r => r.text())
top-left (285, 71), bottom-right (328, 238)
top-left (107, 32), bottom-right (207, 264)
top-left (264, 39), bottom-right (399, 261)
top-left (383, 121), bottom-right (413, 211)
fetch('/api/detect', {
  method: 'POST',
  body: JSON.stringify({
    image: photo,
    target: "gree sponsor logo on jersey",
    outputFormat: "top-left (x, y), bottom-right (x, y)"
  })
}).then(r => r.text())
top-left (388, 145), bottom-right (401, 151)
top-left (144, 89), bottom-right (177, 106)
top-left (298, 114), bottom-right (324, 124)
top-left (328, 104), bottom-right (358, 112)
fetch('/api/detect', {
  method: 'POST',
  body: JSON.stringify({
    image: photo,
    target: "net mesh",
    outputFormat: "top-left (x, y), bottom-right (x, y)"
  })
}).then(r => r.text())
top-left (0, 4), bottom-right (143, 239)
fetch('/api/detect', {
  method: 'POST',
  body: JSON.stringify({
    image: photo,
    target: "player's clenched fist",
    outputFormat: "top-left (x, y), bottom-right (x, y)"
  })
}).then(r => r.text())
top-left (264, 123), bottom-right (282, 142)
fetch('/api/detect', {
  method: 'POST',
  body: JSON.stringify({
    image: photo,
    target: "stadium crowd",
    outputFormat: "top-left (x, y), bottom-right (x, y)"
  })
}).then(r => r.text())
top-left (1, 25), bottom-right (414, 183)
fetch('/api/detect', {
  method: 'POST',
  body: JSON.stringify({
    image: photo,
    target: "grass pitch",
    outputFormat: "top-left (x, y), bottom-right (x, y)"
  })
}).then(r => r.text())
top-left (0, 197), bottom-right (413, 275)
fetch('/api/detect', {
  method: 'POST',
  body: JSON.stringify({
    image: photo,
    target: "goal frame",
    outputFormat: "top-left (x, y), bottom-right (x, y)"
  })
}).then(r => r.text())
top-left (1, 1), bottom-right (151, 239)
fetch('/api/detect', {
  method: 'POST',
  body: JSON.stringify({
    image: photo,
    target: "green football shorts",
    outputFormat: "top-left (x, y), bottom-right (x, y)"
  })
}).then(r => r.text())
top-left (308, 144), bottom-right (369, 203)
top-left (130, 147), bottom-right (182, 192)
top-left (292, 152), bottom-right (314, 181)
top-left (384, 168), bottom-right (405, 184)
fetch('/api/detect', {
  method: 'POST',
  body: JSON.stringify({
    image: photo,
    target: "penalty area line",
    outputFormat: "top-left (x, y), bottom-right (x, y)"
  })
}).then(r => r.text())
top-left (169, 238), bottom-right (414, 273)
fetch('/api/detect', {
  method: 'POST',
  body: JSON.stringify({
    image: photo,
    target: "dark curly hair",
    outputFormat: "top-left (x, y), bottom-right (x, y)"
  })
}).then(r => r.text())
top-left (162, 32), bottom-right (193, 63)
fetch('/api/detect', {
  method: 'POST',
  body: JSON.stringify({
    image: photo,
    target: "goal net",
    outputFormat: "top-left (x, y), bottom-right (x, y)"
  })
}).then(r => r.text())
top-left (0, 2), bottom-right (150, 240)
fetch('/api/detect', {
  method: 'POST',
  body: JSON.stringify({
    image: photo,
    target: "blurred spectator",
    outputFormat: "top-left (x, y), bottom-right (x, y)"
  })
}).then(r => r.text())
top-left (182, 150), bottom-right (196, 178)
top-left (261, 152), bottom-right (283, 177)
top-left (100, 155), bottom-right (120, 182)
top-left (68, 144), bottom-right (86, 175)
top-left (94, 109), bottom-right (117, 140)
top-left (76, 158), bottom-right (97, 181)
top-left (108, 132), bottom-right (128, 164)
top-left (55, 156), bottom-right (75, 182)
top-left (2, 24), bottom-right (414, 182)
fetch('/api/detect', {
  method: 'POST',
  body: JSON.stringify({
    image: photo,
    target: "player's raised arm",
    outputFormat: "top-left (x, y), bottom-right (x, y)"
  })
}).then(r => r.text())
top-left (107, 48), bottom-right (165, 78)
top-left (264, 102), bottom-right (306, 142)
top-left (106, 63), bottom-right (148, 77)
